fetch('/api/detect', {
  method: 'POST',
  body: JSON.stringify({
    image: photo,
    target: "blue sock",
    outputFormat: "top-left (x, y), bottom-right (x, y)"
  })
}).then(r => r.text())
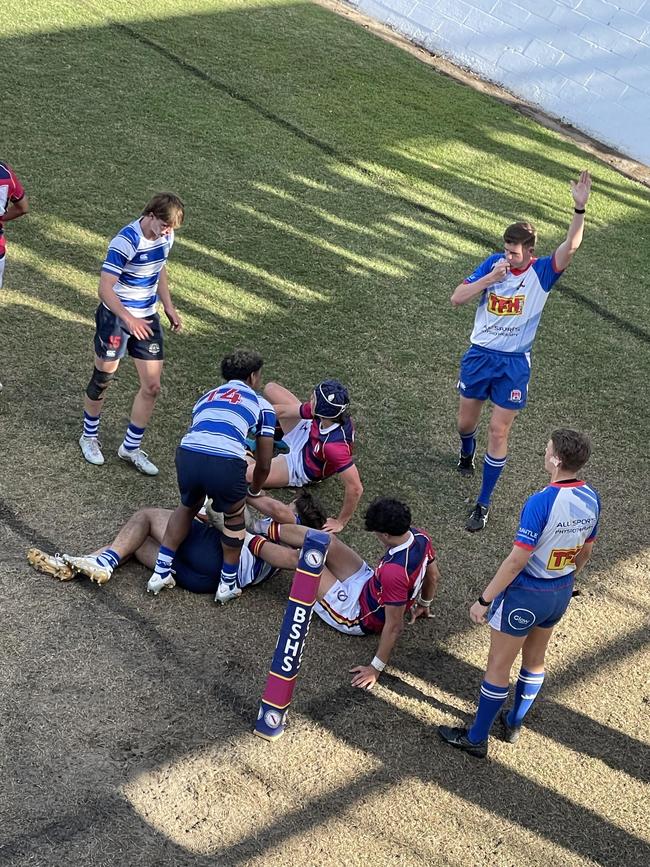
top-left (97, 548), bottom-right (120, 570)
top-left (459, 428), bottom-right (477, 456)
top-left (153, 545), bottom-right (175, 578)
top-left (83, 411), bottom-right (100, 438)
top-left (122, 423), bottom-right (145, 452)
top-left (506, 668), bottom-right (545, 727)
top-left (467, 680), bottom-right (509, 743)
top-left (477, 453), bottom-right (507, 506)
top-left (220, 562), bottom-right (238, 589)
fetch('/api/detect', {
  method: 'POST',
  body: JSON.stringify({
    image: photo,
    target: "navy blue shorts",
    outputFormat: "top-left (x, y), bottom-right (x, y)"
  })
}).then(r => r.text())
top-left (172, 519), bottom-right (222, 594)
top-left (458, 345), bottom-right (531, 410)
top-left (93, 304), bottom-right (164, 361)
top-left (175, 446), bottom-right (248, 511)
top-left (488, 572), bottom-right (574, 636)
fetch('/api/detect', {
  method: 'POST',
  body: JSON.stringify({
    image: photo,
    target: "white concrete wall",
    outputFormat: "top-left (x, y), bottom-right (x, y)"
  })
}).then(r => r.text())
top-left (346, 0), bottom-right (650, 165)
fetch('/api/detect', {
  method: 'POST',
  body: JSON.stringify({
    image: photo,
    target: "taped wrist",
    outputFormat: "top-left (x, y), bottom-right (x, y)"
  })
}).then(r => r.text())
top-left (86, 367), bottom-right (115, 401)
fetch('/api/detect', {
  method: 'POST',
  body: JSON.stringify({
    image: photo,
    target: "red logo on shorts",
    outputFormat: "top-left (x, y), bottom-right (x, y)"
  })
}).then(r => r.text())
top-left (510, 389), bottom-right (522, 402)
top-left (108, 335), bottom-right (122, 348)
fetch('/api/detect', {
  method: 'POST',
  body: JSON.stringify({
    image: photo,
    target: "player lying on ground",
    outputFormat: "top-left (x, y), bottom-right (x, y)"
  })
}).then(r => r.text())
top-left (248, 379), bottom-right (363, 533)
top-left (268, 496), bottom-right (441, 690)
top-left (147, 349), bottom-right (276, 604)
top-left (451, 171), bottom-right (592, 533)
top-left (27, 491), bottom-right (326, 601)
top-left (438, 429), bottom-right (600, 758)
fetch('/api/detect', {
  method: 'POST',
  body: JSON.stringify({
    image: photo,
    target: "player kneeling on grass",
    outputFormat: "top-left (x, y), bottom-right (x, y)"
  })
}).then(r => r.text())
top-left (268, 497), bottom-right (441, 690)
top-left (27, 491), bottom-right (327, 598)
top-left (438, 429), bottom-right (600, 759)
top-left (248, 379), bottom-right (363, 533)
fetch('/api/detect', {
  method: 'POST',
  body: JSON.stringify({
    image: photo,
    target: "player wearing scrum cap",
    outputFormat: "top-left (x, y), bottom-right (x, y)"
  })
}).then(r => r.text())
top-left (248, 379), bottom-right (363, 533)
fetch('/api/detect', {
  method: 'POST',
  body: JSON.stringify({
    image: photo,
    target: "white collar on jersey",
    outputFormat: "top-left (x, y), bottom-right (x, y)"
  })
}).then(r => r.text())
top-left (388, 531), bottom-right (414, 555)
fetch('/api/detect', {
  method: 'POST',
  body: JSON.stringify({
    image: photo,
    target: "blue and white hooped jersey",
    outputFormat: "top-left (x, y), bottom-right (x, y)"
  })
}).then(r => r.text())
top-left (466, 253), bottom-right (563, 354)
top-left (180, 380), bottom-right (276, 459)
top-left (101, 219), bottom-right (174, 319)
top-left (514, 481), bottom-right (600, 580)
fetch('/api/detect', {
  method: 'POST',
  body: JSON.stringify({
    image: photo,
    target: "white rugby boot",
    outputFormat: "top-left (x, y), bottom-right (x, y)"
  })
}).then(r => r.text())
top-left (80, 435), bottom-right (105, 466)
top-left (118, 444), bottom-right (159, 476)
top-left (27, 549), bottom-right (75, 581)
top-left (214, 581), bottom-right (242, 604)
top-left (63, 554), bottom-right (113, 585)
top-left (147, 572), bottom-right (176, 595)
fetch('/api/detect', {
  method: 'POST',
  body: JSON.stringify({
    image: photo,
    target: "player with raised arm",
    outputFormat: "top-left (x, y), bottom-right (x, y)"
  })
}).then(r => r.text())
top-left (438, 429), bottom-right (600, 758)
top-left (272, 497), bottom-right (441, 690)
top-left (0, 160), bottom-right (29, 391)
top-left (250, 379), bottom-right (363, 533)
top-left (452, 171), bottom-right (592, 532)
top-left (79, 193), bottom-right (184, 475)
top-left (146, 350), bottom-right (276, 603)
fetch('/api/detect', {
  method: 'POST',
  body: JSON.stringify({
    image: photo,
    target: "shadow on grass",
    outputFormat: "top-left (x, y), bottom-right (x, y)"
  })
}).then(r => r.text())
top-left (2, 2), bottom-right (650, 864)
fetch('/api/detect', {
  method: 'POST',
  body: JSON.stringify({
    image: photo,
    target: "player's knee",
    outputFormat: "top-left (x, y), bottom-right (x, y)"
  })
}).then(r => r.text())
top-left (223, 505), bottom-right (246, 547)
top-left (86, 367), bottom-right (115, 401)
top-left (488, 420), bottom-right (511, 444)
top-left (142, 380), bottom-right (161, 399)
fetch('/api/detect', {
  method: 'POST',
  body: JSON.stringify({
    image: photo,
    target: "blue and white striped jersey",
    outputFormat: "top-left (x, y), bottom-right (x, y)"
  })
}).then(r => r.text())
top-left (101, 219), bottom-right (174, 318)
top-left (514, 481), bottom-right (600, 580)
top-left (180, 380), bottom-right (276, 459)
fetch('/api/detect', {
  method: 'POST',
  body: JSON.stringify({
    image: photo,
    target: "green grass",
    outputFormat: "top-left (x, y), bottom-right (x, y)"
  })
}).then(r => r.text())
top-left (1, 1), bottom-right (650, 865)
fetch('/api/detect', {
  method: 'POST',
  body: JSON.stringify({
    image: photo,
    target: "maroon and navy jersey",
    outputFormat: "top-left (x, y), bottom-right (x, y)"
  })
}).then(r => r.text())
top-left (298, 402), bottom-right (355, 481)
top-left (0, 162), bottom-right (26, 257)
top-left (358, 529), bottom-right (436, 634)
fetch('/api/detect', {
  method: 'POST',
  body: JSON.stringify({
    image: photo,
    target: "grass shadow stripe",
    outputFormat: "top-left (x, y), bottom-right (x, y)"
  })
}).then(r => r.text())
top-left (112, 21), bottom-right (485, 242)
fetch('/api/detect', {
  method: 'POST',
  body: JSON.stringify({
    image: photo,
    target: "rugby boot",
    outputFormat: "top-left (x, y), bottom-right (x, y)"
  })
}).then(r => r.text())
top-left (27, 549), bottom-right (75, 581)
top-left (499, 709), bottom-right (522, 744)
top-left (214, 581), bottom-right (242, 604)
top-left (63, 554), bottom-right (113, 585)
top-left (118, 444), bottom-right (159, 476)
top-left (147, 572), bottom-right (176, 595)
top-left (457, 449), bottom-right (476, 477)
top-left (80, 435), bottom-right (105, 466)
top-left (465, 502), bottom-right (489, 533)
top-left (438, 725), bottom-right (488, 758)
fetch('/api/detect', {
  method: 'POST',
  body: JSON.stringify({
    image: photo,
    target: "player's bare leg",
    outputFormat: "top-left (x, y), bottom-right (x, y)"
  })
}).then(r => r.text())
top-left (64, 508), bottom-right (173, 584)
top-left (246, 454), bottom-right (290, 488)
top-left (276, 522), bottom-right (365, 582)
top-left (118, 358), bottom-right (163, 476)
top-left (500, 625), bottom-right (554, 743)
top-left (80, 356), bottom-right (120, 466)
top-left (456, 396), bottom-right (483, 477)
top-left (466, 404), bottom-right (518, 533)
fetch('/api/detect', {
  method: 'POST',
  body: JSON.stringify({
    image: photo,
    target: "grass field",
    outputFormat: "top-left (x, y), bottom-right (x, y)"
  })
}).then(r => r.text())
top-left (1, 0), bottom-right (649, 864)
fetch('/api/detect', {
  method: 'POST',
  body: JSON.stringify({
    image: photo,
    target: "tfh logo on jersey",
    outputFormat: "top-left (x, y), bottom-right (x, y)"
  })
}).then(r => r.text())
top-left (547, 545), bottom-right (582, 571)
top-left (488, 292), bottom-right (525, 316)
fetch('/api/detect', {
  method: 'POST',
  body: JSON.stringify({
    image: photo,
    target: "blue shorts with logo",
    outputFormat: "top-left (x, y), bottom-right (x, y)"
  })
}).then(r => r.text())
top-left (458, 345), bottom-right (531, 410)
top-left (175, 446), bottom-right (248, 511)
top-left (173, 519), bottom-right (222, 593)
top-left (488, 571), bottom-right (574, 636)
top-left (94, 304), bottom-right (164, 361)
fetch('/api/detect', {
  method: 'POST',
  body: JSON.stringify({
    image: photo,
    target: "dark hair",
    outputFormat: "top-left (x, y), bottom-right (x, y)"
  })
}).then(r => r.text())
top-left (221, 349), bottom-right (264, 383)
top-left (550, 428), bottom-right (592, 473)
top-left (294, 491), bottom-right (327, 529)
top-left (142, 192), bottom-right (185, 228)
top-left (504, 221), bottom-right (536, 249)
top-left (364, 497), bottom-right (411, 536)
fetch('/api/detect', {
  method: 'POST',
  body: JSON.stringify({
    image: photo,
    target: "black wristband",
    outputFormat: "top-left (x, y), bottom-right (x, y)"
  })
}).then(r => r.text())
top-left (478, 595), bottom-right (490, 607)
top-left (574, 207), bottom-right (586, 214)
